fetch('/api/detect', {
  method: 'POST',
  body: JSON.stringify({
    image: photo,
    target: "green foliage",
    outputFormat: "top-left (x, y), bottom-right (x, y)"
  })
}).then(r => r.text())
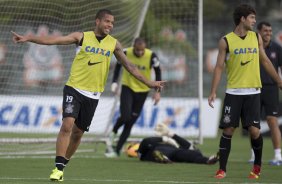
top-left (141, 0), bottom-right (198, 57)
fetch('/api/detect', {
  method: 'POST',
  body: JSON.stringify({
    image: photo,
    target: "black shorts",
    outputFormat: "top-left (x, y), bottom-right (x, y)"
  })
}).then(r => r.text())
top-left (261, 85), bottom-right (279, 117)
top-left (219, 93), bottom-right (260, 130)
top-left (62, 85), bottom-right (99, 132)
top-left (120, 85), bottom-right (148, 119)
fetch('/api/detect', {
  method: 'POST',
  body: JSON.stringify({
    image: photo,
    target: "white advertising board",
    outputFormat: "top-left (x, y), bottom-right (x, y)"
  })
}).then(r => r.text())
top-left (0, 95), bottom-right (221, 137)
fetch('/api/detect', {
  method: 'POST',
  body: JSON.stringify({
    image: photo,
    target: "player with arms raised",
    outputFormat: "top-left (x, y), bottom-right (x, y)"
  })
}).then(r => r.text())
top-left (12, 9), bottom-right (165, 181)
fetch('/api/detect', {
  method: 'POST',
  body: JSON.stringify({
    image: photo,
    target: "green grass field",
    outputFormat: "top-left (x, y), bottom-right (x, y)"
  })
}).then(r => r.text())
top-left (0, 132), bottom-right (282, 184)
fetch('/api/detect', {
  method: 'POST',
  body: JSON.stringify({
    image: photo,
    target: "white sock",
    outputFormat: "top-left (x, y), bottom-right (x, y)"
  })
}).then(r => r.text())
top-left (250, 149), bottom-right (255, 160)
top-left (274, 148), bottom-right (282, 160)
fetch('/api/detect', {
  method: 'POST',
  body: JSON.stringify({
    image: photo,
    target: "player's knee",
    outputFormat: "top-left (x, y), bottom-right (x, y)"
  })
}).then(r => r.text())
top-left (223, 127), bottom-right (235, 136)
top-left (60, 123), bottom-right (73, 135)
top-left (248, 126), bottom-right (260, 139)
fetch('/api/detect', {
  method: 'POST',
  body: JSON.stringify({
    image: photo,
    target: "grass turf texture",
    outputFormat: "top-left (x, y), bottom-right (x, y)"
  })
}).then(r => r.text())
top-left (0, 133), bottom-right (281, 184)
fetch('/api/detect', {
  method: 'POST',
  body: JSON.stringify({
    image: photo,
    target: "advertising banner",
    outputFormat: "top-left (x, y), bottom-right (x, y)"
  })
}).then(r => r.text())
top-left (0, 96), bottom-right (221, 137)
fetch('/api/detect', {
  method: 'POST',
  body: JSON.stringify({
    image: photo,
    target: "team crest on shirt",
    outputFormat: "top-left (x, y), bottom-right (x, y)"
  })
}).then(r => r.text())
top-left (65, 104), bottom-right (74, 113)
top-left (223, 114), bottom-right (231, 124)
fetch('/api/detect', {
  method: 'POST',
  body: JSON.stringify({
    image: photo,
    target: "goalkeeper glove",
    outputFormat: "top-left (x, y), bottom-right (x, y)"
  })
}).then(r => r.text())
top-left (162, 136), bottom-right (179, 148)
top-left (154, 122), bottom-right (174, 137)
top-left (111, 82), bottom-right (118, 93)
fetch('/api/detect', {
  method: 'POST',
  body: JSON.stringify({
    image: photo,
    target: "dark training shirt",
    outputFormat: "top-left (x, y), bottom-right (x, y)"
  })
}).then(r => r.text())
top-left (260, 41), bottom-right (282, 86)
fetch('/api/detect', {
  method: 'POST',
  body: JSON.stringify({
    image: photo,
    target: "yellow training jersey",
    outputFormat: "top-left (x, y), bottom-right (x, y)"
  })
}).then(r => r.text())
top-left (121, 47), bottom-right (152, 92)
top-left (66, 31), bottom-right (117, 92)
top-left (225, 31), bottom-right (261, 89)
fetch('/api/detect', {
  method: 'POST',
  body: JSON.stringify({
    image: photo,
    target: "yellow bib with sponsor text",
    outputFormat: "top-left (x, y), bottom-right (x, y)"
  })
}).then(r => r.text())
top-left (225, 31), bottom-right (261, 89)
top-left (66, 31), bottom-right (117, 92)
top-left (121, 47), bottom-right (152, 92)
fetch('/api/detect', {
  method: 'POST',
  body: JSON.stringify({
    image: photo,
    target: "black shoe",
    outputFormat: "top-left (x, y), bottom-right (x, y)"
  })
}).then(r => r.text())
top-left (207, 152), bottom-right (219, 165)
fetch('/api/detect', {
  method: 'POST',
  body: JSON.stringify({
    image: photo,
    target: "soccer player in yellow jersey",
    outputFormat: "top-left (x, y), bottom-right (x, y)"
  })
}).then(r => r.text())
top-left (11, 9), bottom-right (165, 181)
top-left (208, 4), bottom-right (282, 179)
top-left (105, 38), bottom-right (162, 157)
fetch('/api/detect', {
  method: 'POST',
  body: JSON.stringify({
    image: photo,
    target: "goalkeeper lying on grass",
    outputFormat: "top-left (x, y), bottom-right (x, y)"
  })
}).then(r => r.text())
top-left (126, 123), bottom-right (219, 164)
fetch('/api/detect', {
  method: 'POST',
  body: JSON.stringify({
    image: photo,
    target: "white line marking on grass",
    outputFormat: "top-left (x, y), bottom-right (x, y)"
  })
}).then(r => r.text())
top-left (0, 177), bottom-right (280, 184)
top-left (0, 148), bottom-right (94, 156)
top-left (0, 155), bottom-right (105, 159)
top-left (0, 156), bottom-right (250, 162)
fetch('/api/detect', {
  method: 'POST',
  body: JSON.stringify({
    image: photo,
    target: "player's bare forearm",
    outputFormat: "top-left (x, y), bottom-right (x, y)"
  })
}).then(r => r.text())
top-left (153, 91), bottom-right (161, 105)
top-left (28, 36), bottom-right (58, 45)
top-left (210, 38), bottom-right (225, 95)
top-left (114, 41), bottom-right (151, 87)
top-left (123, 61), bottom-right (151, 86)
top-left (28, 35), bottom-right (77, 45)
top-left (210, 65), bottom-right (222, 94)
top-left (12, 31), bottom-right (81, 45)
top-left (208, 65), bottom-right (222, 108)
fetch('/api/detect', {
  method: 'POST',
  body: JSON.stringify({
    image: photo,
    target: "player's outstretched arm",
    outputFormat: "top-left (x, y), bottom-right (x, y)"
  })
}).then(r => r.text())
top-left (11, 31), bottom-right (83, 45)
top-left (114, 41), bottom-right (165, 91)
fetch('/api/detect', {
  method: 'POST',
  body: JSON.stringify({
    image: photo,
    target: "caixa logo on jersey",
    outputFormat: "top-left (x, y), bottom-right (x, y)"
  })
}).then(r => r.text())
top-left (234, 47), bottom-right (257, 54)
top-left (85, 46), bottom-right (111, 57)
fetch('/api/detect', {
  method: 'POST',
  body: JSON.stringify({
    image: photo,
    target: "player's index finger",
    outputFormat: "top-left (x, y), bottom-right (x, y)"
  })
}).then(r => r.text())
top-left (10, 31), bottom-right (18, 36)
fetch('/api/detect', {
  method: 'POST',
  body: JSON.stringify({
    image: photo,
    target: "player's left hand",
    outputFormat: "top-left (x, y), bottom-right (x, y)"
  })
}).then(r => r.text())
top-left (11, 31), bottom-right (28, 43)
top-left (148, 80), bottom-right (166, 92)
top-left (152, 91), bottom-right (161, 105)
top-left (208, 93), bottom-right (216, 108)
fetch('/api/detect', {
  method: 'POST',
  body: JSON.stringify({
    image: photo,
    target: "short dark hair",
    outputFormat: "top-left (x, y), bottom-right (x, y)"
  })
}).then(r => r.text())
top-left (233, 4), bottom-right (256, 26)
top-left (95, 9), bottom-right (113, 20)
top-left (134, 37), bottom-right (146, 45)
top-left (257, 21), bottom-right (271, 31)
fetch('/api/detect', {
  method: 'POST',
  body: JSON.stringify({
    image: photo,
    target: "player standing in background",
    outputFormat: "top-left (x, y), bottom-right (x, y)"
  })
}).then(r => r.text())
top-left (249, 21), bottom-right (282, 165)
top-left (105, 38), bottom-right (162, 157)
top-left (208, 4), bottom-right (282, 179)
top-left (12, 9), bottom-right (165, 182)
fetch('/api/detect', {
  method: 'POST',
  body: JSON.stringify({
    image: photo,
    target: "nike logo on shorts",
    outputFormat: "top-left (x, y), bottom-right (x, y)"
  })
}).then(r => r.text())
top-left (88, 60), bottom-right (102, 66)
top-left (240, 60), bottom-right (252, 66)
top-left (253, 121), bottom-right (259, 124)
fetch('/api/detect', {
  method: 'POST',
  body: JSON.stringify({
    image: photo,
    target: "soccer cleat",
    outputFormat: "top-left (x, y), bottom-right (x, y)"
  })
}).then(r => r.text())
top-left (214, 169), bottom-right (226, 179)
top-left (152, 150), bottom-right (172, 163)
top-left (104, 150), bottom-right (118, 158)
top-left (248, 165), bottom-right (261, 179)
top-left (50, 167), bottom-right (64, 182)
top-left (269, 158), bottom-right (282, 166)
top-left (207, 152), bottom-right (219, 165)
